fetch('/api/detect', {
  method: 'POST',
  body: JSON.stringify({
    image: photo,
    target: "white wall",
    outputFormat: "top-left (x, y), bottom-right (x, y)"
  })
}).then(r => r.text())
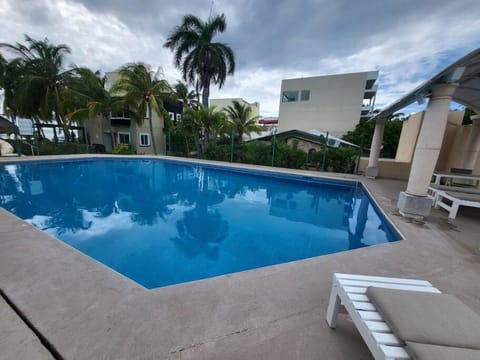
top-left (277, 72), bottom-right (372, 137)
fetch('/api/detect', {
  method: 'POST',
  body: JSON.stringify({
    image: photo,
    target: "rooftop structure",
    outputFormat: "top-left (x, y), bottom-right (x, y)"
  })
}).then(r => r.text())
top-left (278, 71), bottom-right (378, 136)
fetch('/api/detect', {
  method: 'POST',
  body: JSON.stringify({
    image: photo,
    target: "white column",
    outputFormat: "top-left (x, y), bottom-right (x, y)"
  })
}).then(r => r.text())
top-left (365, 118), bottom-right (386, 178)
top-left (463, 115), bottom-right (480, 170)
top-left (398, 83), bottom-right (458, 218)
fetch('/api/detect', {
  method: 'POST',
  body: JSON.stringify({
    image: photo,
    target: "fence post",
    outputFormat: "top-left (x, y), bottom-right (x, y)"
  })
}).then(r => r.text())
top-left (355, 133), bottom-right (364, 175)
top-left (271, 129), bottom-right (277, 167)
top-left (168, 128), bottom-right (172, 155)
top-left (230, 128), bottom-right (235, 162)
top-left (83, 127), bottom-right (89, 153)
top-left (321, 132), bottom-right (329, 171)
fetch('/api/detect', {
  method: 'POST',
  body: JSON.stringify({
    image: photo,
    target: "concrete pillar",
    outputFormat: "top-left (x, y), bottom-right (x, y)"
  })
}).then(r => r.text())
top-left (463, 115), bottom-right (480, 169)
top-left (365, 118), bottom-right (386, 178)
top-left (398, 83), bottom-right (459, 218)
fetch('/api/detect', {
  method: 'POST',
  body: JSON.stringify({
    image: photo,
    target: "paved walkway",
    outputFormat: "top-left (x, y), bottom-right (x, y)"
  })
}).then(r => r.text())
top-left (1, 156), bottom-right (479, 359)
top-left (0, 295), bottom-right (54, 360)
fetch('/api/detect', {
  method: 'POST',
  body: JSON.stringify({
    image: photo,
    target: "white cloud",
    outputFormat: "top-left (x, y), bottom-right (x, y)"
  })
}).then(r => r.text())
top-left (1, 0), bottom-right (479, 117)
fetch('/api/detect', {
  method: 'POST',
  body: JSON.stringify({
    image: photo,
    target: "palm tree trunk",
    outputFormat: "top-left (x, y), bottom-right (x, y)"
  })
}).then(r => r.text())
top-left (148, 102), bottom-right (158, 155)
top-left (202, 81), bottom-right (209, 108)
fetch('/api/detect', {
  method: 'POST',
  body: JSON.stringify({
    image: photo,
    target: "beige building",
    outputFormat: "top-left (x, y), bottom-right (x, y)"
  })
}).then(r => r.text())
top-left (86, 72), bottom-right (171, 155)
top-left (277, 71), bottom-right (378, 136)
top-left (210, 98), bottom-right (260, 119)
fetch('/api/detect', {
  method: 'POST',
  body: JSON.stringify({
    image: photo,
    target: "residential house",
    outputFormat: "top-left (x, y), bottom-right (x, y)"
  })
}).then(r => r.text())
top-left (85, 72), bottom-right (182, 154)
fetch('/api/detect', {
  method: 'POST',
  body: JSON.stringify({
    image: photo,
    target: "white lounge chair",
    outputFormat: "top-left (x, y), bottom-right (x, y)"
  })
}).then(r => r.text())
top-left (427, 184), bottom-right (480, 206)
top-left (326, 273), bottom-right (480, 360)
top-left (326, 273), bottom-right (441, 360)
top-left (435, 191), bottom-right (480, 219)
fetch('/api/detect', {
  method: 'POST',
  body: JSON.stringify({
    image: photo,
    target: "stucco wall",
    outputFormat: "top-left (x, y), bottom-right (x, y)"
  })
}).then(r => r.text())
top-left (441, 112), bottom-right (471, 171)
top-left (277, 72), bottom-right (370, 137)
top-left (379, 109), bottom-right (479, 180)
top-left (359, 157), bottom-right (411, 180)
top-left (395, 112), bottom-right (424, 162)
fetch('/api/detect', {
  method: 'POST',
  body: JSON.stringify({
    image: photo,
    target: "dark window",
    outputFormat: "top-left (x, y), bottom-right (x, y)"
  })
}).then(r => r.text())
top-left (118, 132), bottom-right (131, 145)
top-left (300, 90), bottom-right (310, 101)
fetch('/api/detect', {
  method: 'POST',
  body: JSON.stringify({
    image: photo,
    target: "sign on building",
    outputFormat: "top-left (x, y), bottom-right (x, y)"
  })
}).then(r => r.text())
top-left (17, 118), bottom-right (34, 136)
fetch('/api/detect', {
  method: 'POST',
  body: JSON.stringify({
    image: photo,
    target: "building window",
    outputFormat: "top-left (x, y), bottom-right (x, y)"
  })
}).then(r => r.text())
top-left (117, 132), bottom-right (131, 145)
top-left (168, 112), bottom-right (175, 120)
top-left (176, 114), bottom-right (182, 121)
top-left (139, 133), bottom-right (150, 147)
top-left (111, 110), bottom-right (131, 119)
top-left (281, 90), bottom-right (299, 102)
top-left (300, 90), bottom-right (310, 101)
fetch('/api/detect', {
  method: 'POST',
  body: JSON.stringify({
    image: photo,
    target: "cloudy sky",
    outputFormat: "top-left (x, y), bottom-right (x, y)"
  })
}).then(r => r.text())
top-left (1, 0), bottom-right (480, 116)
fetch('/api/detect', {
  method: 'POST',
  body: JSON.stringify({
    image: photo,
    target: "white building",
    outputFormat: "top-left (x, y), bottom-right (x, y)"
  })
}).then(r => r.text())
top-left (277, 71), bottom-right (378, 136)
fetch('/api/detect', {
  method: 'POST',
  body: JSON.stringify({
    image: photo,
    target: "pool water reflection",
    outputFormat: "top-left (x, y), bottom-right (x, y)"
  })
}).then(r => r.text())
top-left (0, 159), bottom-right (400, 288)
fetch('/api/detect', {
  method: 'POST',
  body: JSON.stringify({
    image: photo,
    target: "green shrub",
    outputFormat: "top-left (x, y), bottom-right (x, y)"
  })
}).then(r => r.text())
top-left (204, 143), bottom-right (231, 161)
top-left (112, 144), bottom-right (135, 154)
top-left (168, 132), bottom-right (197, 156)
top-left (272, 141), bottom-right (306, 169)
top-left (203, 139), bottom-right (358, 174)
top-left (237, 141), bottom-right (271, 165)
top-left (310, 146), bottom-right (358, 173)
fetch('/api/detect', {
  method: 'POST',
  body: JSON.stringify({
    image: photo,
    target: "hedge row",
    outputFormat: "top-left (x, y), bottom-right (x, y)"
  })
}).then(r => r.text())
top-left (204, 140), bottom-right (359, 173)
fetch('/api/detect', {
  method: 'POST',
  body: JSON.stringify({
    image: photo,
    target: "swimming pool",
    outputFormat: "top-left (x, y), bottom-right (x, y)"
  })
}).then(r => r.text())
top-left (0, 158), bottom-right (400, 288)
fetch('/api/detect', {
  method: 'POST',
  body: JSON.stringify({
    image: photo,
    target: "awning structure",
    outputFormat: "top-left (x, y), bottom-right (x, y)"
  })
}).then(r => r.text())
top-left (372, 48), bottom-right (480, 119)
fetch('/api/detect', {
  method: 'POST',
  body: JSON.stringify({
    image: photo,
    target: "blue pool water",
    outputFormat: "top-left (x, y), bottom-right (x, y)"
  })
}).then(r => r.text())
top-left (0, 159), bottom-right (400, 288)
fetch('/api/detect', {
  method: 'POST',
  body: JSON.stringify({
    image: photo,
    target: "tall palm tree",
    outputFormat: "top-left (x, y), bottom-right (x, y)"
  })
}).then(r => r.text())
top-left (112, 63), bottom-right (172, 155)
top-left (164, 14), bottom-right (235, 108)
top-left (0, 35), bottom-right (75, 140)
top-left (65, 67), bottom-right (124, 147)
top-left (224, 100), bottom-right (261, 143)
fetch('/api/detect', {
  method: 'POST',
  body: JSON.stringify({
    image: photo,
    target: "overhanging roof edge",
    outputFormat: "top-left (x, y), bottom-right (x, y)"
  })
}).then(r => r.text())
top-left (371, 48), bottom-right (480, 121)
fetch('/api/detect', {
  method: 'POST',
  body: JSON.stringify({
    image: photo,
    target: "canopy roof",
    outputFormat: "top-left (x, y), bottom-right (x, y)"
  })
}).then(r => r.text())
top-left (373, 48), bottom-right (480, 120)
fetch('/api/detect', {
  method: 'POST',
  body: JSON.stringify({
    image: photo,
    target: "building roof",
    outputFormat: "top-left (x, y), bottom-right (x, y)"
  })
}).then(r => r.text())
top-left (254, 129), bottom-right (359, 148)
top-left (373, 48), bottom-right (480, 120)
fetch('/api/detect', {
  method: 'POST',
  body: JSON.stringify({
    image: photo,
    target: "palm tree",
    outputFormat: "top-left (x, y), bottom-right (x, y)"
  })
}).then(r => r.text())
top-left (198, 106), bottom-right (228, 147)
top-left (224, 100), bottom-right (261, 143)
top-left (65, 68), bottom-right (124, 147)
top-left (0, 35), bottom-right (75, 140)
top-left (112, 63), bottom-right (172, 155)
top-left (164, 14), bottom-right (235, 108)
top-left (173, 81), bottom-right (199, 110)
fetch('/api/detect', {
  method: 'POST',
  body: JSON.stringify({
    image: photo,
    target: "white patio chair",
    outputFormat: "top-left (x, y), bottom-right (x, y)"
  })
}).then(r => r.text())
top-left (326, 273), bottom-right (440, 360)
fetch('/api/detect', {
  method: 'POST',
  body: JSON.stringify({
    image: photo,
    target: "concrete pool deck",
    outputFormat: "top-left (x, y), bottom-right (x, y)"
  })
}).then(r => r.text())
top-left (1, 155), bottom-right (479, 359)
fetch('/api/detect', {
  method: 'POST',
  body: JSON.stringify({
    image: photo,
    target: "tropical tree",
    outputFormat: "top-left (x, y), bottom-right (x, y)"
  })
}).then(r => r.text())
top-left (173, 81), bottom-right (199, 110)
top-left (0, 35), bottom-right (75, 140)
top-left (65, 67), bottom-right (124, 146)
top-left (342, 115), bottom-right (404, 158)
top-left (178, 105), bottom-right (228, 150)
top-left (224, 100), bottom-right (261, 143)
top-left (164, 14), bottom-right (235, 107)
top-left (112, 63), bottom-right (172, 155)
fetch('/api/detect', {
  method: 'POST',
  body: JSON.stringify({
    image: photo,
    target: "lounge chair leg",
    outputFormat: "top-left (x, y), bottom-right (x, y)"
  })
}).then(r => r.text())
top-left (449, 203), bottom-right (459, 219)
top-left (326, 282), bottom-right (341, 328)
